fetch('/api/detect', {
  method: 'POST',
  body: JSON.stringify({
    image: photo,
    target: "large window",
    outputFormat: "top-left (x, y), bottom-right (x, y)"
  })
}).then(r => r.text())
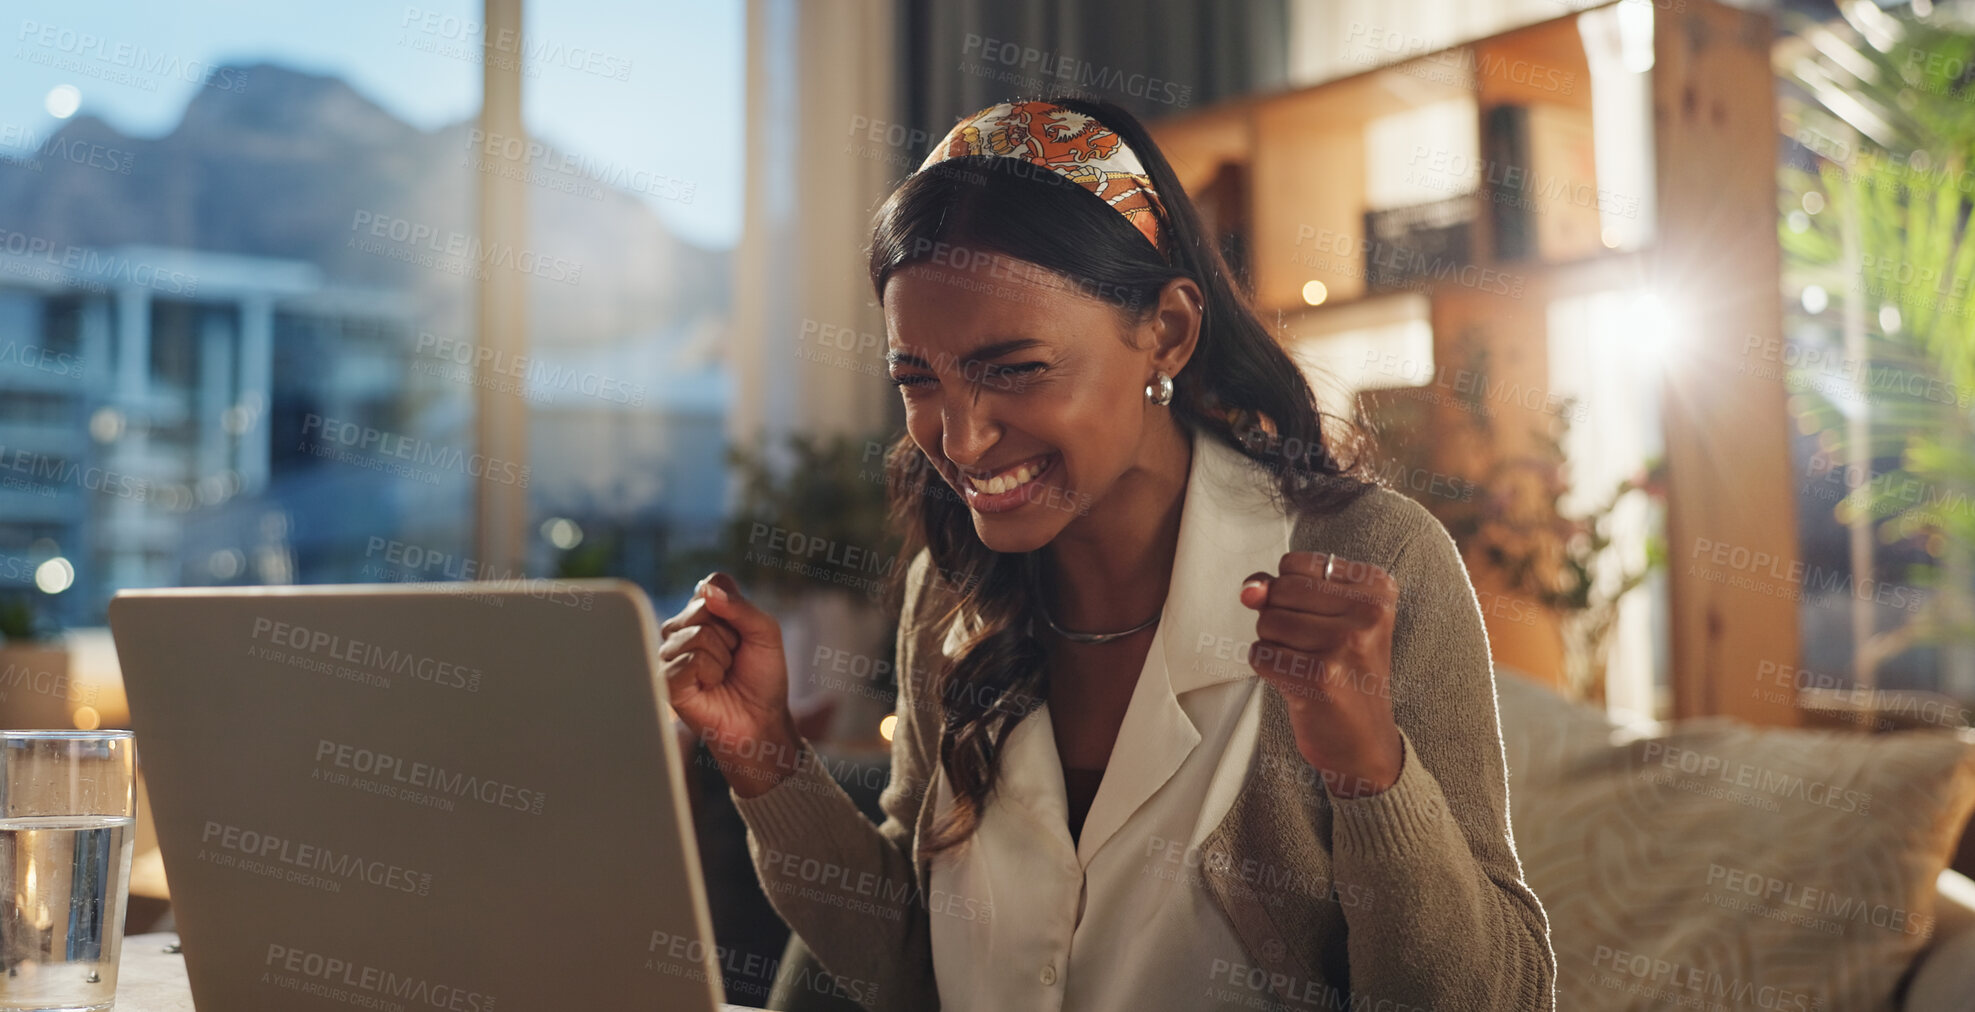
top-left (0, 1), bottom-right (740, 631)
top-left (1779, 10), bottom-right (1975, 718)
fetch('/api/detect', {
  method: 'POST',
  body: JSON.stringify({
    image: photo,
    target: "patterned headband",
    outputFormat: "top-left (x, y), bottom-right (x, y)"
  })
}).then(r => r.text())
top-left (916, 100), bottom-right (1168, 252)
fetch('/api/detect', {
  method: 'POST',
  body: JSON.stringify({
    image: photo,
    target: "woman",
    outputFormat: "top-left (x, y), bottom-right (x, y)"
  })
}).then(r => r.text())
top-left (660, 96), bottom-right (1556, 1012)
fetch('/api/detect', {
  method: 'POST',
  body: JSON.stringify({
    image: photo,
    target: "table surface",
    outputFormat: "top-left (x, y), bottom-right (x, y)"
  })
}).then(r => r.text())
top-left (112, 933), bottom-right (767, 1011)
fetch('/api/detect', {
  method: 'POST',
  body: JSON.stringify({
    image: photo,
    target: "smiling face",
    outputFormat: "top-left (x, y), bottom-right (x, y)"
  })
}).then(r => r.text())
top-left (883, 252), bottom-right (1200, 554)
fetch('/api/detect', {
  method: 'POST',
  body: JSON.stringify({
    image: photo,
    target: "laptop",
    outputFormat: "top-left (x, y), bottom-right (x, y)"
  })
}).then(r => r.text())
top-left (109, 580), bottom-right (764, 1012)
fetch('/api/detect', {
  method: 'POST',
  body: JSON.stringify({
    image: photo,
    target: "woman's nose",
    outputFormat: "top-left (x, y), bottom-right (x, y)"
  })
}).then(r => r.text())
top-left (941, 399), bottom-right (1001, 470)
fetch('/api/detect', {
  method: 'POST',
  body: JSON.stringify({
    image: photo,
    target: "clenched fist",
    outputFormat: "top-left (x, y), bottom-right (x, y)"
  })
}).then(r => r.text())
top-left (1240, 551), bottom-right (1404, 799)
top-left (658, 572), bottom-right (804, 798)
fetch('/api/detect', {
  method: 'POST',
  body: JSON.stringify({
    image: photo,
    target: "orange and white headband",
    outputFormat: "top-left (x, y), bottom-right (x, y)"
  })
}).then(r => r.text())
top-left (916, 100), bottom-right (1168, 252)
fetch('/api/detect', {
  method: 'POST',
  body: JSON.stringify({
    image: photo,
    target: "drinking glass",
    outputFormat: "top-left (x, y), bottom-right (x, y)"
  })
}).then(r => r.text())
top-left (0, 731), bottom-right (136, 1012)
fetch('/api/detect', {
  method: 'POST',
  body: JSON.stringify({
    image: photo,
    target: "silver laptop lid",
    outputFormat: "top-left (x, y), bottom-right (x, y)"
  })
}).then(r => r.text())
top-left (109, 580), bottom-right (726, 1011)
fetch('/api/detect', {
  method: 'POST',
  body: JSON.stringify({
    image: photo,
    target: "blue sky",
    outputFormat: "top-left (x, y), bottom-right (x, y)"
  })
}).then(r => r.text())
top-left (3, 0), bottom-right (742, 248)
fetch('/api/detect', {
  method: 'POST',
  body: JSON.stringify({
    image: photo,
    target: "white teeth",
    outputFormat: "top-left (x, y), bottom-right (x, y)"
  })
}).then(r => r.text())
top-left (968, 458), bottom-right (1044, 495)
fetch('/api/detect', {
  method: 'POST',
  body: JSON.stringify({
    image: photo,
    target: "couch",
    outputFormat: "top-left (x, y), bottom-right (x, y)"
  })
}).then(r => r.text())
top-left (1494, 665), bottom-right (1975, 1011)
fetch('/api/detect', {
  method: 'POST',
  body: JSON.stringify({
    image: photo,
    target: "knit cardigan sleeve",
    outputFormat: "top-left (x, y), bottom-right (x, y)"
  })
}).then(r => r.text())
top-left (1321, 496), bottom-right (1558, 1011)
top-left (726, 551), bottom-right (943, 1012)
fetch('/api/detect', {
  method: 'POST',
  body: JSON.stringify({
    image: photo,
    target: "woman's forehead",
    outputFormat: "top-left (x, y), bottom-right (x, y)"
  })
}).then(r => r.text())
top-left (884, 259), bottom-right (1104, 344)
top-left (887, 252), bottom-right (1083, 300)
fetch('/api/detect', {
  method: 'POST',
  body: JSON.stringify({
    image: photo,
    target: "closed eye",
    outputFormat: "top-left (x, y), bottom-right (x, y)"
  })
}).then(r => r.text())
top-left (982, 362), bottom-right (1046, 380)
top-left (888, 362), bottom-right (1047, 389)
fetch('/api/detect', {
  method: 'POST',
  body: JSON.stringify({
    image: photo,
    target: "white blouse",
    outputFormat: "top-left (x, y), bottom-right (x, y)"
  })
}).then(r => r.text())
top-left (926, 431), bottom-right (1298, 1011)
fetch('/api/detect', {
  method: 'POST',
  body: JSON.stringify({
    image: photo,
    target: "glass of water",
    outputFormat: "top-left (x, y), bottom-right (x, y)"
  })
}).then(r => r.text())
top-left (0, 732), bottom-right (135, 1012)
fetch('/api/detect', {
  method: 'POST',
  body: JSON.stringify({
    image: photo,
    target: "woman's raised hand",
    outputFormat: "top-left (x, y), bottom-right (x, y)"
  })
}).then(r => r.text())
top-left (1239, 551), bottom-right (1405, 799)
top-left (658, 572), bottom-right (804, 798)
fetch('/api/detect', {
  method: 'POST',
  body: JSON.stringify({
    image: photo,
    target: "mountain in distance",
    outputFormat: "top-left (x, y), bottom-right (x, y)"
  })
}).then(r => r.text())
top-left (0, 62), bottom-right (728, 347)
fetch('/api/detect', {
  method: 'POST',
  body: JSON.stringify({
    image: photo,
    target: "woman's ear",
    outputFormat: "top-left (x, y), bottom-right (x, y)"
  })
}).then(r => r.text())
top-left (1149, 276), bottom-right (1204, 378)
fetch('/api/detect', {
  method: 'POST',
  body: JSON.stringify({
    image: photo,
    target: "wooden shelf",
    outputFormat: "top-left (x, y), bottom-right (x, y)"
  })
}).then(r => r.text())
top-left (1152, 0), bottom-right (1801, 725)
top-left (1158, 4), bottom-right (1635, 317)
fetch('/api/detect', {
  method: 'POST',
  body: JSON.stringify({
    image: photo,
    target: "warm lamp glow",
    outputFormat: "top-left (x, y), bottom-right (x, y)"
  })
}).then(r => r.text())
top-left (878, 714), bottom-right (897, 742)
top-left (1628, 291), bottom-right (1682, 365)
top-left (1301, 280), bottom-right (1328, 306)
